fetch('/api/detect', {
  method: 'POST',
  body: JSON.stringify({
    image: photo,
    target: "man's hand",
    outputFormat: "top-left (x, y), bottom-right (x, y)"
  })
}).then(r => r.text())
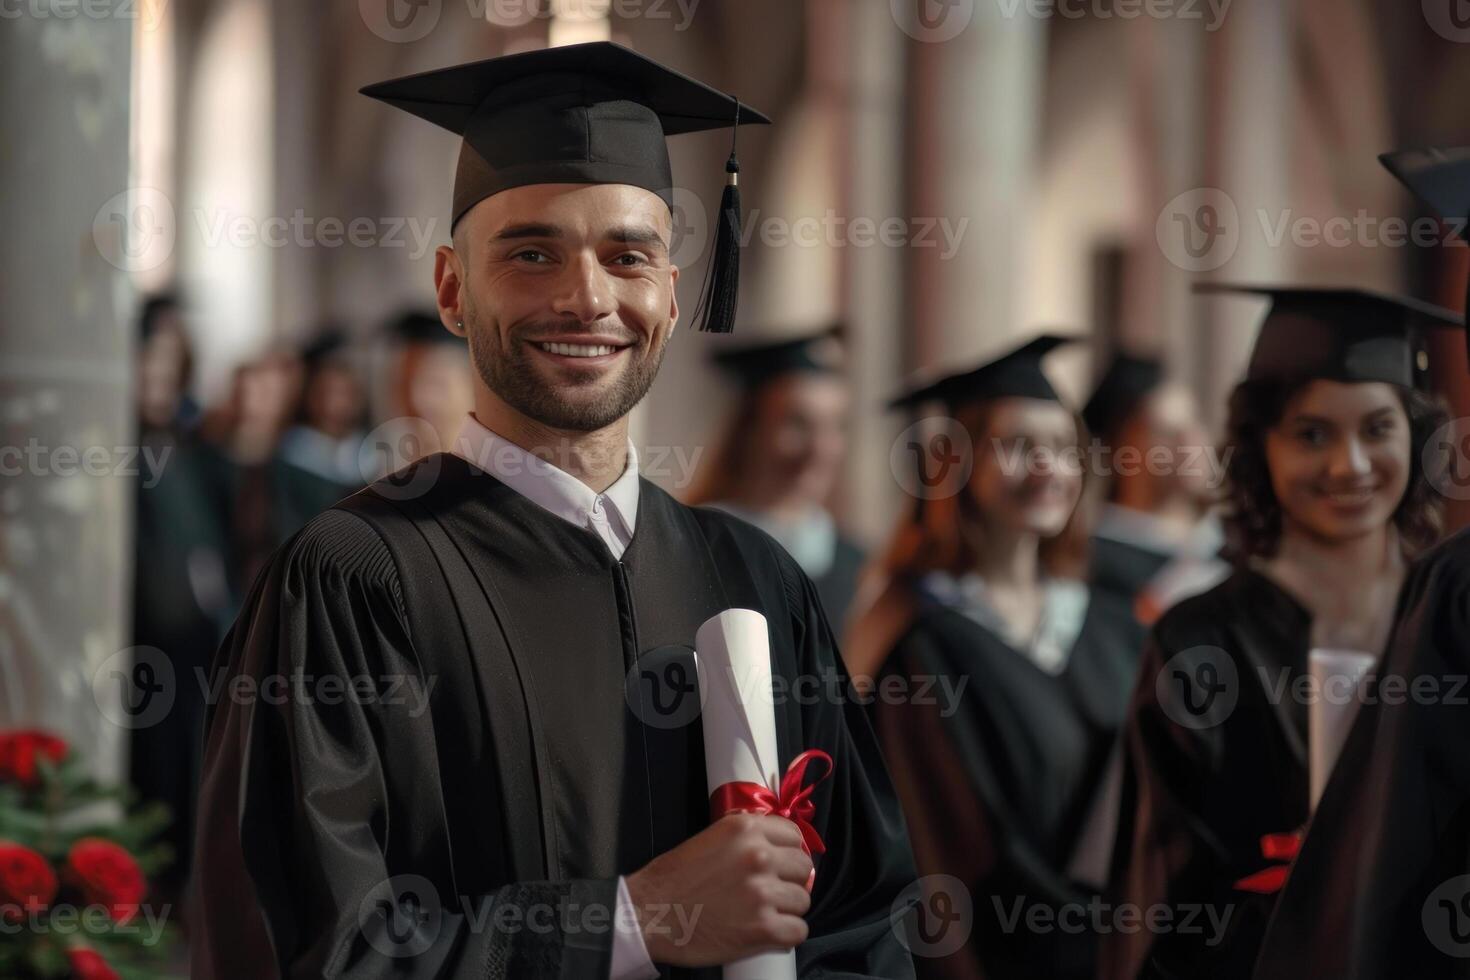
top-left (623, 813), bottom-right (814, 967)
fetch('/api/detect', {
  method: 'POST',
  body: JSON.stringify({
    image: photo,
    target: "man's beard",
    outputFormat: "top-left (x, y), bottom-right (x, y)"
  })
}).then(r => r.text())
top-left (466, 312), bottom-right (668, 432)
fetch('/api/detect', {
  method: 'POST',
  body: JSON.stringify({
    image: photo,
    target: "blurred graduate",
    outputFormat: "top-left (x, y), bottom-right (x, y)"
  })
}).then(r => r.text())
top-left (687, 325), bottom-right (866, 627)
top-left (1082, 351), bottom-right (1226, 623)
top-left (1103, 284), bottom-right (1455, 979)
top-left (857, 335), bottom-right (1146, 980)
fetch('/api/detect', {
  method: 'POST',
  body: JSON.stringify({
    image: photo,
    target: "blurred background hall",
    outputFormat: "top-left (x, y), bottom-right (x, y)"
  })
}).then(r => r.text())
top-left (6, 0), bottom-right (1470, 967)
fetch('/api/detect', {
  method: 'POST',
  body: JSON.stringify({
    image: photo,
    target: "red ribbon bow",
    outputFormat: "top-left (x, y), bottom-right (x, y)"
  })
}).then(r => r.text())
top-left (1233, 831), bottom-right (1303, 895)
top-left (710, 749), bottom-right (834, 889)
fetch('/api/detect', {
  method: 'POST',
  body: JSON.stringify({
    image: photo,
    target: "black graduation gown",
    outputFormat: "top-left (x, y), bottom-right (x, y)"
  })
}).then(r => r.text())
top-left (1102, 569), bottom-right (1312, 980)
top-left (870, 581), bottom-right (1145, 980)
top-left (190, 452), bottom-right (917, 979)
top-left (1253, 530), bottom-right (1470, 980)
top-left (130, 433), bottom-right (231, 894)
top-left (813, 535), bottom-right (865, 631)
top-left (1089, 534), bottom-right (1173, 607)
top-left (194, 443), bottom-right (360, 611)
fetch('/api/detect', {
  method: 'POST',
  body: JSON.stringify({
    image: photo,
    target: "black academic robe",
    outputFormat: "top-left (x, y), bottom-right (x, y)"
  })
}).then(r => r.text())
top-left (130, 433), bottom-right (230, 894)
top-left (871, 582), bottom-right (1144, 980)
top-left (1102, 569), bottom-right (1312, 980)
top-left (813, 535), bottom-right (865, 631)
top-left (1089, 535), bottom-right (1173, 608)
top-left (194, 443), bottom-right (360, 612)
top-left (1253, 530), bottom-right (1470, 980)
top-left (190, 452), bottom-right (917, 979)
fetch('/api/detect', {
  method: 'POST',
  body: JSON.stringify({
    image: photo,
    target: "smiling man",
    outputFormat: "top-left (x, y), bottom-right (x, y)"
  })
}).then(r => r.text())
top-left (190, 42), bottom-right (916, 980)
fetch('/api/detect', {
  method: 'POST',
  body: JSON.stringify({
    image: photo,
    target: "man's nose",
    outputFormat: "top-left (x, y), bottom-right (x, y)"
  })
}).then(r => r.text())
top-left (550, 253), bottom-right (617, 324)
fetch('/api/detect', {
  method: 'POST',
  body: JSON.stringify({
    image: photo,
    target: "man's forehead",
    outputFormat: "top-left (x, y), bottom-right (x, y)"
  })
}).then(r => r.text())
top-left (469, 182), bottom-right (672, 239)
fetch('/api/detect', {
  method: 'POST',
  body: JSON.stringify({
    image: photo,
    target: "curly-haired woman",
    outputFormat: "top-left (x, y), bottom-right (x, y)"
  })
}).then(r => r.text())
top-left (1101, 286), bottom-right (1457, 980)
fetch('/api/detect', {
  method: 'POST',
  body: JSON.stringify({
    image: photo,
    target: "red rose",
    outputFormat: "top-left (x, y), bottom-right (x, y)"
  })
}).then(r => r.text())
top-left (0, 841), bottom-right (59, 923)
top-left (0, 729), bottom-right (69, 788)
top-left (66, 947), bottom-right (120, 980)
top-left (66, 839), bottom-right (145, 925)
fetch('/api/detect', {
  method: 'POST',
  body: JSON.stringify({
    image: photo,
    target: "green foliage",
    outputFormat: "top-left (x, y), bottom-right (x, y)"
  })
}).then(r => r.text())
top-left (0, 732), bottom-right (179, 979)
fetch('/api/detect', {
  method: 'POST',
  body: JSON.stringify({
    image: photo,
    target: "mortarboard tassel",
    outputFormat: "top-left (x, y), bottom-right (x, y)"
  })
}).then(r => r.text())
top-left (692, 102), bottom-right (745, 333)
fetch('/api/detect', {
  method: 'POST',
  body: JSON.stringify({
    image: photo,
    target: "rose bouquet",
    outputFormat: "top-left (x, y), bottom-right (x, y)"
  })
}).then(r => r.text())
top-left (0, 729), bottom-right (175, 979)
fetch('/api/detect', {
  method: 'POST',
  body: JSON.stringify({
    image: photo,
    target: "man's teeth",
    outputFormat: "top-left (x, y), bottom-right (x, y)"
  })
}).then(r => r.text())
top-left (539, 342), bottom-right (619, 358)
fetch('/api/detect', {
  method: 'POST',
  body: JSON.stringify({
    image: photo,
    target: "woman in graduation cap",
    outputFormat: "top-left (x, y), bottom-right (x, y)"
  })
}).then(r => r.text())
top-left (687, 326), bottom-right (866, 627)
top-left (858, 334), bottom-right (1148, 980)
top-left (191, 42), bottom-right (918, 980)
top-left (1251, 148), bottom-right (1470, 980)
top-left (1101, 285), bottom-right (1456, 980)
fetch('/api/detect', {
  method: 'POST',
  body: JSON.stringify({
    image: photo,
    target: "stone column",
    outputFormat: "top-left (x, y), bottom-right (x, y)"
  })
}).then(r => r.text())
top-left (0, 7), bottom-right (136, 781)
top-left (903, 0), bottom-right (1047, 369)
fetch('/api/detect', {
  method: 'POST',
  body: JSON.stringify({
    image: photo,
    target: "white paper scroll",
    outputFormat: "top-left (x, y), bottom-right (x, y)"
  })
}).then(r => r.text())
top-left (695, 608), bottom-right (799, 980)
top-left (1307, 648), bottom-right (1377, 811)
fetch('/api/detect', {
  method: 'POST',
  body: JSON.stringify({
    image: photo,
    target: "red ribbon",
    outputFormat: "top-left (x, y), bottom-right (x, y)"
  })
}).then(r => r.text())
top-left (710, 749), bottom-right (834, 889)
top-left (1233, 831), bottom-right (1303, 895)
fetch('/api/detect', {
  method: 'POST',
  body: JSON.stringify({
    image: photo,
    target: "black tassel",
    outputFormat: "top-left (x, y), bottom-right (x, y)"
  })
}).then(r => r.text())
top-left (693, 103), bottom-right (744, 333)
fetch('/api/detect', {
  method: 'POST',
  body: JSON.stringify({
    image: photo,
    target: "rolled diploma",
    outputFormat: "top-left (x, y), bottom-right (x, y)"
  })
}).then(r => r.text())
top-left (696, 608), bottom-right (799, 980)
top-left (1307, 648), bottom-right (1377, 811)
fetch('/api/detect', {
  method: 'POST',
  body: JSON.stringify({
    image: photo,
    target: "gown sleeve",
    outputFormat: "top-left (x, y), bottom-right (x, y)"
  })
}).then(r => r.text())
top-left (872, 618), bottom-right (1096, 980)
top-left (1252, 540), bottom-right (1470, 980)
top-left (1101, 630), bottom-right (1218, 980)
top-left (1103, 624), bottom-right (1274, 980)
top-left (772, 549), bottom-right (921, 980)
top-left (191, 509), bottom-right (620, 980)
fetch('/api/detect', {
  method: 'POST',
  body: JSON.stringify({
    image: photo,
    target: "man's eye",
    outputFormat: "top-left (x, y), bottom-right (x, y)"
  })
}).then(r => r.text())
top-left (512, 249), bottom-right (550, 264)
top-left (612, 253), bottom-right (648, 267)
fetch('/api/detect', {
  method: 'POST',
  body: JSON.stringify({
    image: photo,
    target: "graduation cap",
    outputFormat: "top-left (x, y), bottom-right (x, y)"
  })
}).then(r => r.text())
top-left (361, 41), bottom-right (771, 334)
top-left (711, 325), bottom-right (846, 388)
top-left (1195, 284), bottom-right (1463, 387)
top-left (888, 334), bottom-right (1080, 411)
top-left (1380, 146), bottom-right (1470, 369)
top-left (1082, 351), bottom-right (1164, 442)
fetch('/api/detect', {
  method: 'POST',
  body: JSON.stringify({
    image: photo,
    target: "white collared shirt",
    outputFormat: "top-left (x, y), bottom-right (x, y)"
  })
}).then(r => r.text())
top-left (450, 413), bottom-right (657, 980)
top-left (453, 413), bottom-right (641, 560)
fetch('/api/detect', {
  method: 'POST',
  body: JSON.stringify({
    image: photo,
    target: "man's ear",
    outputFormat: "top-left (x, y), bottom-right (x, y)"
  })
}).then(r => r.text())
top-left (666, 263), bottom-right (680, 336)
top-left (434, 244), bottom-right (467, 337)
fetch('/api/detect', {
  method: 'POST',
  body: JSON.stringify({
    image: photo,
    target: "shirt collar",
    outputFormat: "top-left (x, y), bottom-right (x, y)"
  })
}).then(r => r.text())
top-left (452, 413), bottom-right (640, 539)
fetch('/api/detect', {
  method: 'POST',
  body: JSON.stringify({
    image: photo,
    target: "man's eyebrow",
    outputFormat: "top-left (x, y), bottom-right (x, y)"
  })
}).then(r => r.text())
top-left (490, 222), bottom-right (565, 242)
top-left (607, 225), bottom-right (669, 251)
